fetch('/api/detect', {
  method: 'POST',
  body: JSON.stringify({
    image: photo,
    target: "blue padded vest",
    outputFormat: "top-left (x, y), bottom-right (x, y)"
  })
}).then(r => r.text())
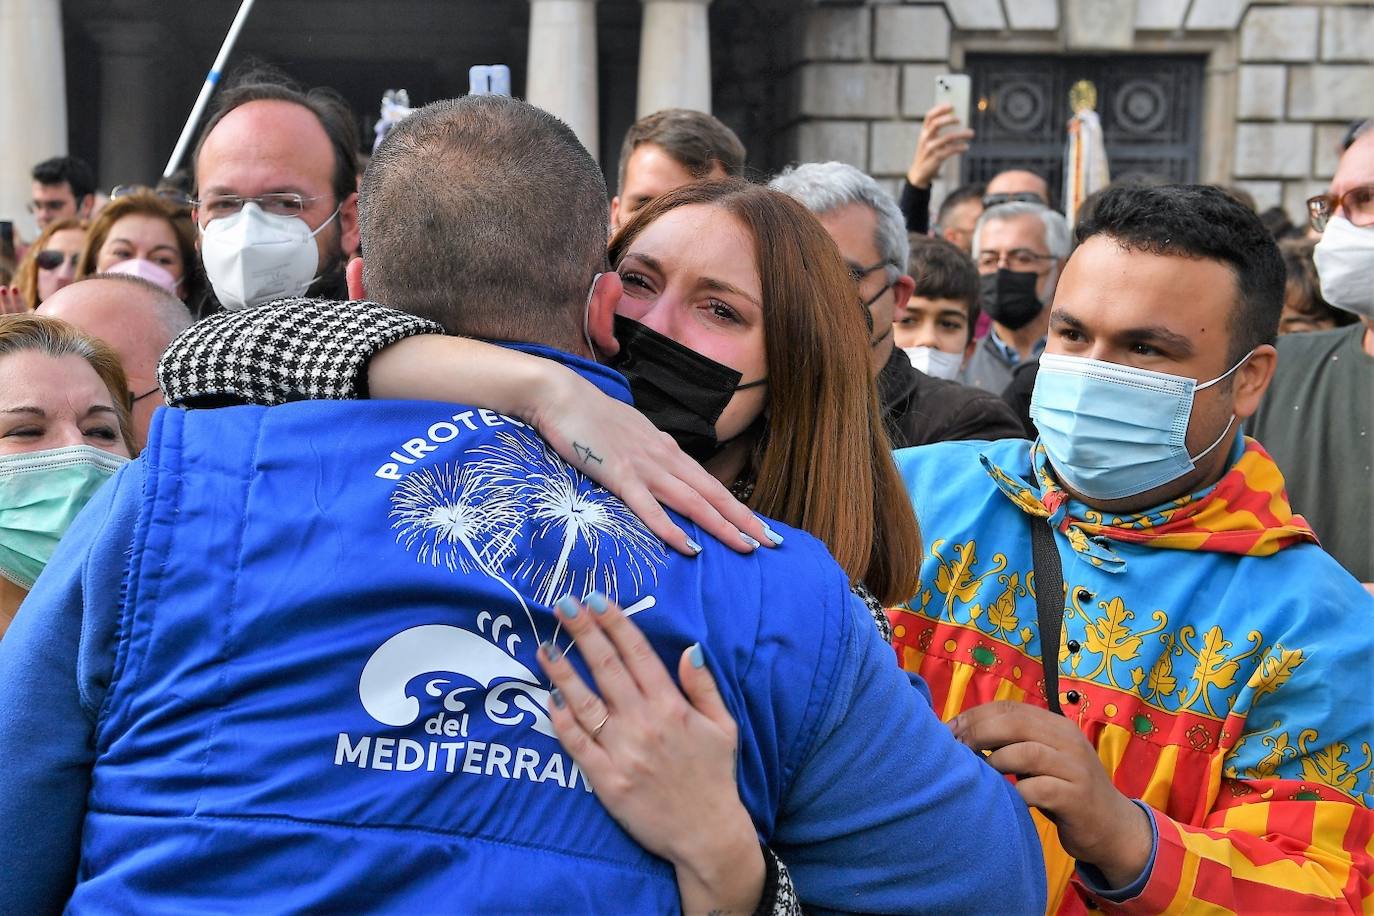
top-left (72, 356), bottom-right (854, 913)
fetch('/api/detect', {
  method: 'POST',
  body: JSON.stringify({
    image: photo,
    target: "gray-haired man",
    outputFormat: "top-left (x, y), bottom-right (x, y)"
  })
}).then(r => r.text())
top-left (965, 201), bottom-right (1071, 394)
top-left (770, 162), bottom-right (1023, 447)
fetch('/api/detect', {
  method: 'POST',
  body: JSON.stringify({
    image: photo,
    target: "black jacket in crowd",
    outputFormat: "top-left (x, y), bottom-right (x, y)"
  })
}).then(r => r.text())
top-left (876, 348), bottom-right (1027, 450)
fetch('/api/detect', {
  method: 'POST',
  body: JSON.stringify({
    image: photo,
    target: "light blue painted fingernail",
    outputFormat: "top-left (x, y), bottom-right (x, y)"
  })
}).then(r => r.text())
top-left (761, 522), bottom-right (784, 546)
top-left (541, 640), bottom-right (562, 662)
top-left (551, 687), bottom-right (566, 708)
top-left (585, 591), bottom-right (609, 614)
top-left (555, 595), bottom-right (580, 618)
top-left (689, 643), bottom-right (705, 668)
top-left (740, 533), bottom-right (760, 549)
top-left (686, 538), bottom-right (703, 555)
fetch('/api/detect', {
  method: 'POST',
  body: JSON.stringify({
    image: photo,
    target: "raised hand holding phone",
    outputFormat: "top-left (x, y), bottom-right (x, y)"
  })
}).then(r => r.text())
top-left (907, 76), bottom-right (976, 190)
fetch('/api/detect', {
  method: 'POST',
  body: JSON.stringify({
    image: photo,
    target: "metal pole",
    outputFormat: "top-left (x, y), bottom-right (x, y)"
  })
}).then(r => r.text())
top-left (162, 0), bottom-right (258, 178)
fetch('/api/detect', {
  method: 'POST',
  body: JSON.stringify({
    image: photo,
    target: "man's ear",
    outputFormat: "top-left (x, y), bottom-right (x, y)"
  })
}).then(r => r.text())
top-left (346, 257), bottom-right (366, 301)
top-left (338, 191), bottom-right (360, 257)
top-left (1232, 343), bottom-right (1278, 421)
top-left (608, 197), bottom-right (622, 233)
top-left (586, 271), bottom-right (623, 359)
top-left (79, 194), bottom-right (94, 218)
top-left (893, 274), bottom-right (915, 313)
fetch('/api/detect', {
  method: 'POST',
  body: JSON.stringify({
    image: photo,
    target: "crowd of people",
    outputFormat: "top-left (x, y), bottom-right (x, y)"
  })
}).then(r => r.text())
top-left (0, 63), bottom-right (1371, 914)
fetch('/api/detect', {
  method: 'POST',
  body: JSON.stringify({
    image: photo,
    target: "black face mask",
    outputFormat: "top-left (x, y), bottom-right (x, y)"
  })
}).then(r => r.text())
top-left (608, 315), bottom-right (767, 461)
top-left (979, 268), bottom-right (1045, 331)
top-left (861, 281), bottom-right (893, 349)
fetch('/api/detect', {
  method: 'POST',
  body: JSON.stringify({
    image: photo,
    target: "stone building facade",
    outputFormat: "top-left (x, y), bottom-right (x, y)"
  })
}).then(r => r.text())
top-left (2, 0), bottom-right (1370, 234)
top-left (789, 0), bottom-right (1373, 223)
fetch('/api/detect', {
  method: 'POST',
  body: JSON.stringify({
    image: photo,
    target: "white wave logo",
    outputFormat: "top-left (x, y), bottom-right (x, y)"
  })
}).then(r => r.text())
top-left (338, 617), bottom-right (590, 789)
top-left (359, 619), bottom-right (555, 738)
top-left (344, 425), bottom-right (670, 789)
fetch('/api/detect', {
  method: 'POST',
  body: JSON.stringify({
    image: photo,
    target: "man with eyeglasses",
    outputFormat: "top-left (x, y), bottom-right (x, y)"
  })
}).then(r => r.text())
top-left (189, 66), bottom-right (360, 313)
top-left (964, 201), bottom-right (1071, 396)
top-left (29, 156), bottom-right (96, 232)
top-left (771, 161), bottom-right (1023, 448)
top-left (1248, 123), bottom-right (1374, 591)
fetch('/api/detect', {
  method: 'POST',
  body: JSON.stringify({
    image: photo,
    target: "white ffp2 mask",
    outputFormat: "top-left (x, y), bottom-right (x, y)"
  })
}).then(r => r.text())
top-left (1313, 216), bottom-right (1374, 319)
top-left (903, 346), bottom-right (964, 380)
top-left (199, 202), bottom-right (338, 310)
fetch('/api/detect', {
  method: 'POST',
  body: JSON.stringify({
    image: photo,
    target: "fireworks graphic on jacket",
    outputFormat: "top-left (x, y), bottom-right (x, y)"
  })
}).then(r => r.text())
top-left (470, 432), bottom-right (666, 607)
top-left (388, 430), bottom-right (666, 643)
top-left (389, 460), bottom-right (539, 640)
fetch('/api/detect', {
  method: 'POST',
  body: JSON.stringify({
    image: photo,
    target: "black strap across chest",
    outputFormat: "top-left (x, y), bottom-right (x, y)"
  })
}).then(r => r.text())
top-left (1029, 517), bottom-right (1066, 716)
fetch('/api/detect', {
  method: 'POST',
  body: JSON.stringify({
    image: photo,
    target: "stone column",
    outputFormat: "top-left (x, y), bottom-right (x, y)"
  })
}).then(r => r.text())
top-left (92, 22), bottom-right (171, 190)
top-left (0, 0), bottom-right (67, 239)
top-left (527, 0), bottom-right (600, 161)
top-left (636, 0), bottom-right (712, 118)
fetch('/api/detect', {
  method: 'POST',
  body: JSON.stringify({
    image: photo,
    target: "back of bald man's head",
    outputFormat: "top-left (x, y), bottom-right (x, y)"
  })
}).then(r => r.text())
top-left (86, 274), bottom-right (190, 341)
top-left (39, 274), bottom-right (193, 349)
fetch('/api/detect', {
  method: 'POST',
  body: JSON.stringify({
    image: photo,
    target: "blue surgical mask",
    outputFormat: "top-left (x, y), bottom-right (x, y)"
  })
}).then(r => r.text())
top-left (1029, 351), bottom-right (1251, 501)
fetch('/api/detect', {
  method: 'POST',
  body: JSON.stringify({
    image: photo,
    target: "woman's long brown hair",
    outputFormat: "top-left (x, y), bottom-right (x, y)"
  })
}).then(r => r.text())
top-left (608, 179), bottom-right (922, 605)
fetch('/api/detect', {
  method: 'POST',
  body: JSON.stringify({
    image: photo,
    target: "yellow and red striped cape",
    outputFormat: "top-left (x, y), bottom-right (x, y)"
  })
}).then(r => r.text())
top-left (890, 437), bottom-right (1374, 913)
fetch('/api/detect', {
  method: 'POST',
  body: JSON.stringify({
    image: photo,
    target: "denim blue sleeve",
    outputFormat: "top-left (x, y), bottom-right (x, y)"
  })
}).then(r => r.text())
top-left (0, 460), bottom-right (141, 914)
top-left (770, 593), bottom-right (1046, 915)
top-left (1074, 799), bottom-right (1159, 901)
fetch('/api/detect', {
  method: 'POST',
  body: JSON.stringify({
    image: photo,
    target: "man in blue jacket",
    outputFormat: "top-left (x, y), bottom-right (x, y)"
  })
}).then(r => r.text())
top-left (0, 95), bottom-right (1044, 913)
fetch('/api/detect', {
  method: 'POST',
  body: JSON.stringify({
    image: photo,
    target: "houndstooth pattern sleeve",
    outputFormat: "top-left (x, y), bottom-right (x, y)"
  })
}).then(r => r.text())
top-left (852, 582), bottom-right (893, 643)
top-left (754, 845), bottom-right (803, 916)
top-left (157, 298), bottom-right (444, 407)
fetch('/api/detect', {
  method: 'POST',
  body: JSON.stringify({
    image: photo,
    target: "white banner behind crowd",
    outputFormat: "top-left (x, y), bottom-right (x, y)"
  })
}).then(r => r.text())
top-left (0, 0), bottom-right (67, 240)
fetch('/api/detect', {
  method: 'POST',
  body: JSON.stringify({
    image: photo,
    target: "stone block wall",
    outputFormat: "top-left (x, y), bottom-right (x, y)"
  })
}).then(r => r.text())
top-left (785, 0), bottom-right (1374, 225)
top-left (1233, 4), bottom-right (1374, 218)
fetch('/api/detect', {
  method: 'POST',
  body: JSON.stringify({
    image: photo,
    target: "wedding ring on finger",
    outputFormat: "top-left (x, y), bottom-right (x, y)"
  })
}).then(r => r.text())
top-left (591, 713), bottom-right (610, 738)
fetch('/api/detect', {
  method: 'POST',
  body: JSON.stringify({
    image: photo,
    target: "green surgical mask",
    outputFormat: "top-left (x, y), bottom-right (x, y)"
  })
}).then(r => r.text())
top-left (0, 445), bottom-right (129, 589)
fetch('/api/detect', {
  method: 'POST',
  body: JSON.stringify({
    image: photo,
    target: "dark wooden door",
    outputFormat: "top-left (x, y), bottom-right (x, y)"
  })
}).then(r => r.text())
top-left (963, 54), bottom-right (1205, 205)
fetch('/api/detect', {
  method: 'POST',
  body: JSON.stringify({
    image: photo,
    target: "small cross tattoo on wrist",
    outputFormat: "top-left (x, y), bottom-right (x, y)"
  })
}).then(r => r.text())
top-left (574, 442), bottom-right (603, 466)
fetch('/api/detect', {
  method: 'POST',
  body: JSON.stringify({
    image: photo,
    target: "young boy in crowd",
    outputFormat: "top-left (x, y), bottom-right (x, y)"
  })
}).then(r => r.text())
top-left (893, 235), bottom-right (980, 381)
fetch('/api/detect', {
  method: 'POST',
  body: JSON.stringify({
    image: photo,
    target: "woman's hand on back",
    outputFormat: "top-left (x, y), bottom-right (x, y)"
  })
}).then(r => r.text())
top-left (538, 592), bottom-right (765, 915)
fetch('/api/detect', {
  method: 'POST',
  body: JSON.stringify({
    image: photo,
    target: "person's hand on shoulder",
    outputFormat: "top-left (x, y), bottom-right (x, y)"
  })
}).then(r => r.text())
top-left (368, 333), bottom-right (778, 558)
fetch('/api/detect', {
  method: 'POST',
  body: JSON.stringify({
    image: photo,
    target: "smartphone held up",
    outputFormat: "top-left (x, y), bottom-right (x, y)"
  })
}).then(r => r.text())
top-left (934, 74), bottom-right (971, 129)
